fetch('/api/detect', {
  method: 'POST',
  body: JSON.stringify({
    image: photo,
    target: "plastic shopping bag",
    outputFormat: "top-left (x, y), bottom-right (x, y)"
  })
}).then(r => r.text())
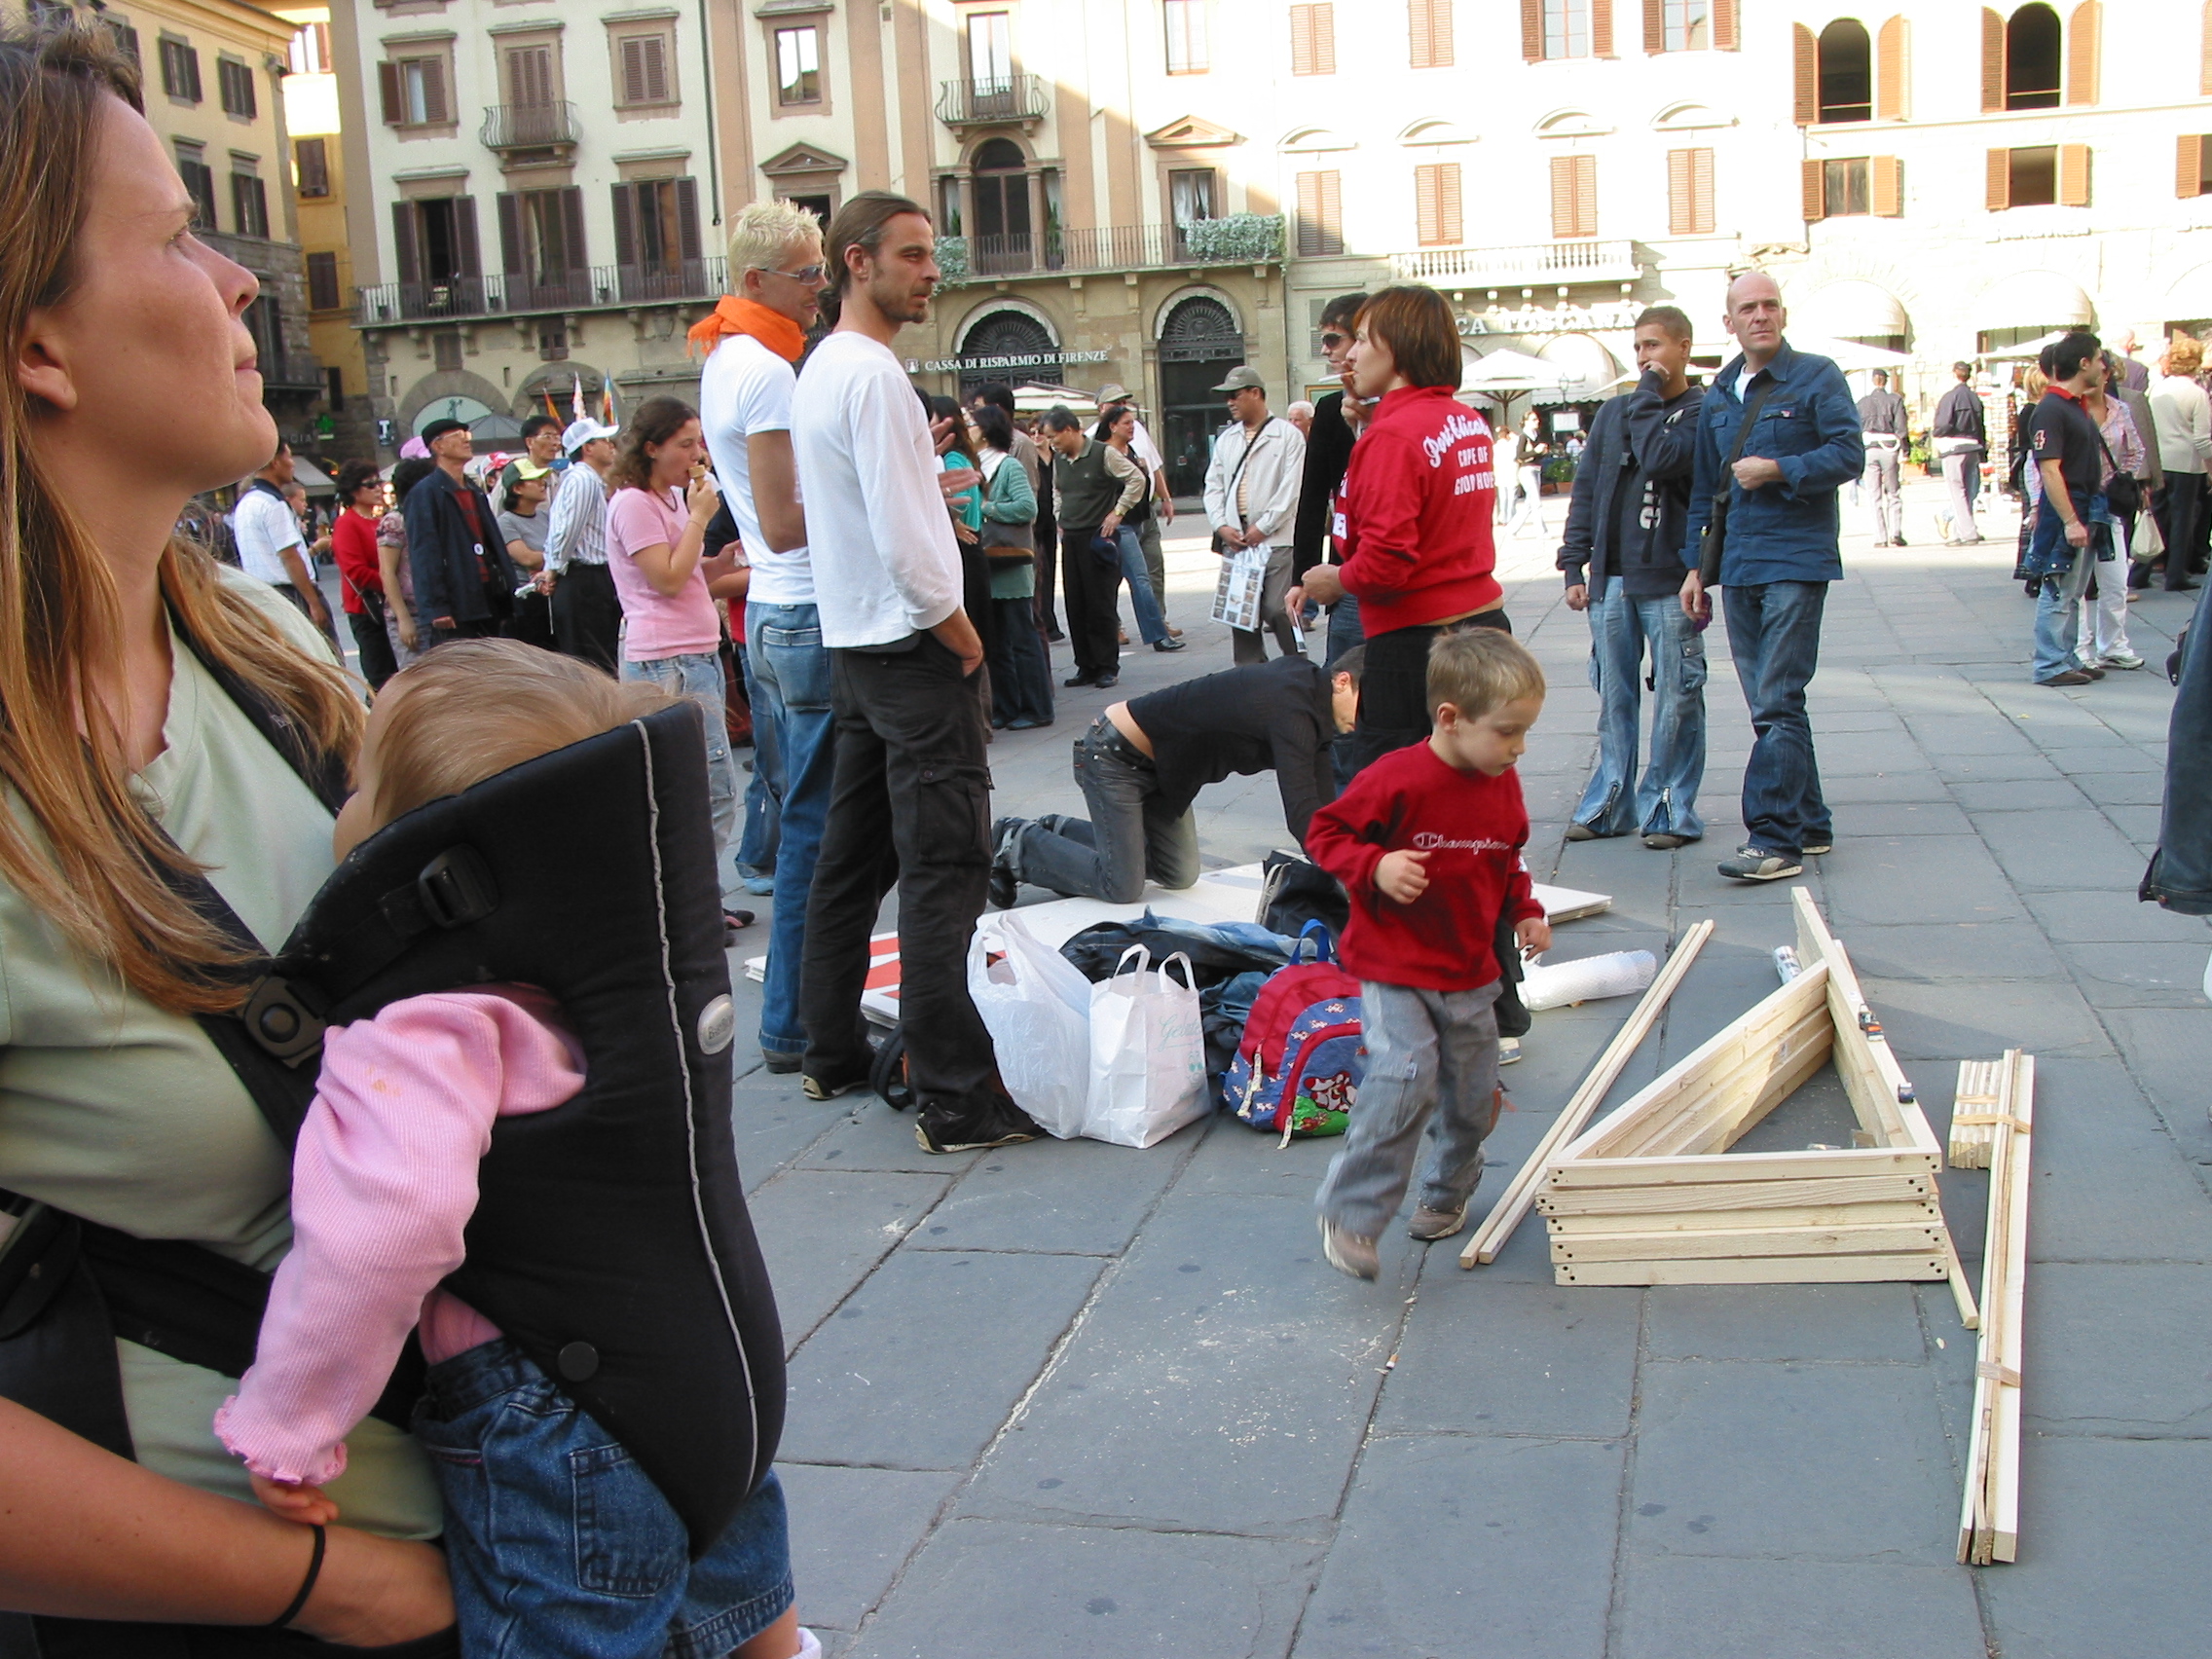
top-left (1084, 945), bottom-right (1208, 1149)
top-left (968, 911), bottom-right (1092, 1139)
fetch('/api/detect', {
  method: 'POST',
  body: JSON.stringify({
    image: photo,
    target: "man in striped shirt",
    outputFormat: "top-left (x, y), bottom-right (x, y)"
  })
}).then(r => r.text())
top-left (546, 417), bottom-right (621, 669)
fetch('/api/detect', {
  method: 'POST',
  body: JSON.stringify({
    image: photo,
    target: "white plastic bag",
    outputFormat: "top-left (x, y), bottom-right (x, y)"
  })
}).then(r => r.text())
top-left (1083, 945), bottom-right (1209, 1149)
top-left (967, 911), bottom-right (1092, 1139)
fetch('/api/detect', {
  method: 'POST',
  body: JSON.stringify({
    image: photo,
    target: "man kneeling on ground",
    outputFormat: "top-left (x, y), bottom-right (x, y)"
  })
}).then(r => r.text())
top-left (990, 650), bottom-right (1361, 906)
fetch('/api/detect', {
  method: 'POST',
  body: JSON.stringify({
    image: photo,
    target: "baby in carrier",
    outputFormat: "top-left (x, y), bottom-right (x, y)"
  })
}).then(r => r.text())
top-left (213, 641), bottom-right (814, 1659)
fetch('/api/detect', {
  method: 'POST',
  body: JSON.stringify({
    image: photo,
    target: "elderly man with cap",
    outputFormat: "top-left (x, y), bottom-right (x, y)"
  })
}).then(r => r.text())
top-left (545, 415), bottom-right (624, 668)
top-left (1203, 364), bottom-right (1306, 663)
top-left (402, 416), bottom-right (520, 643)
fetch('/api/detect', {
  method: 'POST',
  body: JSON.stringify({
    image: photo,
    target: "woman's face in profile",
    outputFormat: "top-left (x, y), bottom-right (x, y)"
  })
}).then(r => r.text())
top-left (18, 96), bottom-right (273, 493)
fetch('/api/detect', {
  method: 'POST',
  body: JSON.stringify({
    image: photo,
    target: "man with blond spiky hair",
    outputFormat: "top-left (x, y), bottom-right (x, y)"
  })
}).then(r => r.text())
top-left (692, 198), bottom-right (832, 1073)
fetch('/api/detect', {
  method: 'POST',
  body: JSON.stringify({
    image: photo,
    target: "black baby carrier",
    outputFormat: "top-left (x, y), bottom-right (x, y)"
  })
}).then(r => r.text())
top-left (0, 658), bottom-right (781, 1655)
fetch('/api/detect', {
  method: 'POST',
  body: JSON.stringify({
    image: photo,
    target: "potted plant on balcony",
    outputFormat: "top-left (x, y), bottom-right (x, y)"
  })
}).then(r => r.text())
top-left (1181, 214), bottom-right (1284, 265)
top-left (934, 236), bottom-right (970, 285)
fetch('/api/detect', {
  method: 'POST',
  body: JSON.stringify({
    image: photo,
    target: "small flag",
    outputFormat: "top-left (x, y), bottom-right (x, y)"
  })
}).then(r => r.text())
top-left (603, 380), bottom-right (620, 427)
top-left (571, 373), bottom-right (586, 422)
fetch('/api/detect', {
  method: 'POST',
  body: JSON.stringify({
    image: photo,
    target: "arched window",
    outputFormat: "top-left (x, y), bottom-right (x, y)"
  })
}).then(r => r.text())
top-left (1816, 19), bottom-right (1872, 123)
top-left (2006, 3), bottom-right (2062, 108)
top-left (970, 138), bottom-right (1032, 274)
top-left (955, 309), bottom-right (1057, 396)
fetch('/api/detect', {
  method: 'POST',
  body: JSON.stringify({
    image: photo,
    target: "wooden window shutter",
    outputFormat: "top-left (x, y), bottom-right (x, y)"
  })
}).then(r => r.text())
top-left (1409, 0), bottom-right (1428, 68)
top-left (420, 59), bottom-right (448, 124)
top-left (1642, 0), bottom-right (1662, 54)
top-left (1574, 155), bottom-right (1596, 236)
top-left (510, 45), bottom-right (552, 107)
top-left (644, 35), bottom-right (670, 101)
top-left (1416, 164), bottom-right (1440, 243)
top-left (1693, 147), bottom-right (1714, 232)
top-left (1410, 0), bottom-right (1454, 67)
top-left (1320, 170), bottom-right (1342, 251)
top-left (677, 178), bottom-right (702, 261)
top-left (1315, 4), bottom-right (1336, 72)
top-left (378, 59), bottom-right (401, 124)
top-left (1872, 154), bottom-right (1903, 215)
top-left (1292, 5), bottom-right (1335, 74)
top-left (454, 198), bottom-right (481, 278)
top-left (1876, 18), bottom-right (1906, 120)
top-left (1668, 148), bottom-right (1692, 233)
top-left (2181, 134), bottom-right (2205, 200)
top-left (1981, 9), bottom-right (2005, 113)
top-left (1792, 23), bottom-right (1817, 125)
top-left (2066, 0), bottom-right (2099, 105)
top-left (1551, 155), bottom-right (1576, 237)
top-left (2057, 142), bottom-right (2091, 206)
top-left (1713, 0), bottom-right (1738, 51)
top-left (611, 182), bottom-right (638, 267)
top-left (1295, 170), bottom-right (1343, 255)
top-left (1985, 148), bottom-right (2009, 211)
top-left (1292, 6), bottom-right (1313, 75)
top-left (621, 35), bottom-right (668, 104)
top-left (1593, 0), bottom-right (1614, 57)
top-left (1801, 157), bottom-right (1825, 221)
top-left (497, 192), bottom-right (524, 276)
top-left (391, 202), bottom-right (421, 286)
top-left (1521, 0), bottom-right (1542, 61)
top-left (2203, 1), bottom-right (2212, 95)
top-left (561, 187), bottom-right (588, 270)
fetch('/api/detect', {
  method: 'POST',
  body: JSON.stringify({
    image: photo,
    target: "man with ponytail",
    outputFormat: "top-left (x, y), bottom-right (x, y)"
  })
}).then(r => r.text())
top-left (790, 192), bottom-right (1038, 1155)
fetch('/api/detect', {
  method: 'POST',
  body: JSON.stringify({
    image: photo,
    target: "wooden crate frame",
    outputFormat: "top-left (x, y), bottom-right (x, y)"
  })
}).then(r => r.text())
top-left (1536, 890), bottom-right (1977, 1324)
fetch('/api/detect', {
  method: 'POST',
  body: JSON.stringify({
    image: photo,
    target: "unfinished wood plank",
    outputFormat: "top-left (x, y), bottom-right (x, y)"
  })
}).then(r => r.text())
top-left (1949, 1054), bottom-right (2013, 1170)
top-left (1595, 998), bottom-right (1835, 1161)
top-left (1537, 1172), bottom-right (1938, 1216)
top-left (1546, 1199), bottom-right (1944, 1235)
top-left (1566, 965), bottom-right (1831, 1162)
top-left (1670, 1011), bottom-right (1837, 1157)
top-left (1552, 1222), bottom-right (1948, 1263)
top-left (1547, 1145), bottom-right (1939, 1188)
top-left (1558, 1252), bottom-right (1948, 1287)
top-left (1961, 1051), bottom-right (2033, 1566)
top-left (1459, 919), bottom-right (1715, 1267)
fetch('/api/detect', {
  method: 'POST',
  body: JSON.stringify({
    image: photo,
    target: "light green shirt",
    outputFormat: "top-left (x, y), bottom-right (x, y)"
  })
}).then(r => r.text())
top-left (0, 571), bottom-right (438, 1536)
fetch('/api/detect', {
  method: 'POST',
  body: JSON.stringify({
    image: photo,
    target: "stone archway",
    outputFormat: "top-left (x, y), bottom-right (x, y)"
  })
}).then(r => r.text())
top-left (395, 368), bottom-right (509, 436)
top-left (1156, 294), bottom-right (1245, 496)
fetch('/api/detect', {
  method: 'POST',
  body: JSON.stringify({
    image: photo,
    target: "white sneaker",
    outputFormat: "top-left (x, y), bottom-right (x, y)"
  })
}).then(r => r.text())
top-left (2100, 651), bottom-right (2145, 671)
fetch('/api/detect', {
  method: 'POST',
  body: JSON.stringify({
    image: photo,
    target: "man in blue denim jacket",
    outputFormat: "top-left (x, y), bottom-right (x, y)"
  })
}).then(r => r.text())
top-left (1678, 273), bottom-right (1864, 882)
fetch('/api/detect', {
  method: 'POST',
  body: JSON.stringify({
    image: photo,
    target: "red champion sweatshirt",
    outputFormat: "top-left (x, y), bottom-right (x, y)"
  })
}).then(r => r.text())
top-left (1304, 741), bottom-right (1543, 993)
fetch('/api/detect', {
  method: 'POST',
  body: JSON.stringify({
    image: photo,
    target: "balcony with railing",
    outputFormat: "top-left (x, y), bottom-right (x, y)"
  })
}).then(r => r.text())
top-left (936, 73), bottom-right (1047, 129)
top-left (354, 257), bottom-right (727, 324)
top-left (480, 101), bottom-right (580, 152)
top-left (1388, 239), bottom-right (1642, 288)
top-left (936, 215), bottom-right (1284, 282)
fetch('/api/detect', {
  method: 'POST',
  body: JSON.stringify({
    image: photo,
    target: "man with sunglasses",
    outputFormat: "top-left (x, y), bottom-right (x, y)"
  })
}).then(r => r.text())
top-left (1287, 292), bottom-right (1370, 676)
top-left (694, 200), bottom-right (832, 1074)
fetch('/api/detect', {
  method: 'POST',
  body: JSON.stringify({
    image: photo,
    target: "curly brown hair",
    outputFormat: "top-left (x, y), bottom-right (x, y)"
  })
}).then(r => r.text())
top-left (607, 395), bottom-right (697, 492)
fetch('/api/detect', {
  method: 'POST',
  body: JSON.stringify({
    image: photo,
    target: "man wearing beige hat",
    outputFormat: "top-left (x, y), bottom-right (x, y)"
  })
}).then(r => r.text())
top-left (1203, 364), bottom-right (1306, 662)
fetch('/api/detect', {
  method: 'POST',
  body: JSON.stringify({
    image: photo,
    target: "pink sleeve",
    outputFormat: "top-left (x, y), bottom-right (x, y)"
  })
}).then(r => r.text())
top-left (605, 489), bottom-right (671, 561)
top-left (213, 991), bottom-right (584, 1486)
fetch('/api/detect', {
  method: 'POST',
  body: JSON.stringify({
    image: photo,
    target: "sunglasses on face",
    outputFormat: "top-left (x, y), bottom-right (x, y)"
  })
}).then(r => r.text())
top-left (1319, 332), bottom-right (1348, 350)
top-left (753, 263), bottom-right (828, 284)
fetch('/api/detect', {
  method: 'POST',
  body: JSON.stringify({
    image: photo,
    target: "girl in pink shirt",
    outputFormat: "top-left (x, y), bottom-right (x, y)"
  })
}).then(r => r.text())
top-left (215, 641), bottom-right (814, 1659)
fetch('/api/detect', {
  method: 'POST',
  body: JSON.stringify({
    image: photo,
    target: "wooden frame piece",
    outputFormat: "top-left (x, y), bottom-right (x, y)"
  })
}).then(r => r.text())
top-left (1960, 1050), bottom-right (2034, 1566)
top-left (1528, 891), bottom-right (1976, 1323)
top-left (1460, 919), bottom-right (1714, 1267)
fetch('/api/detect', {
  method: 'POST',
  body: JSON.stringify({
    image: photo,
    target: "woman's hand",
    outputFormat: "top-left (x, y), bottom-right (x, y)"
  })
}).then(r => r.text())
top-left (250, 1473), bottom-right (339, 1528)
top-left (685, 468), bottom-right (721, 523)
top-left (953, 520), bottom-right (979, 544)
top-left (397, 615), bottom-right (419, 650)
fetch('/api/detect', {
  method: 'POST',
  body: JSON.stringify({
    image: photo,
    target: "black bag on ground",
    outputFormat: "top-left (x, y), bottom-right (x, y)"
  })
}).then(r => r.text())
top-left (1059, 916), bottom-right (1284, 988)
top-left (1257, 850), bottom-right (1348, 940)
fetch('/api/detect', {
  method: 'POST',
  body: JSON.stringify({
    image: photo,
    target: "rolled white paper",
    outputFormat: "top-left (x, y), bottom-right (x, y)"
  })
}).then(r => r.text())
top-left (1522, 949), bottom-right (1659, 1012)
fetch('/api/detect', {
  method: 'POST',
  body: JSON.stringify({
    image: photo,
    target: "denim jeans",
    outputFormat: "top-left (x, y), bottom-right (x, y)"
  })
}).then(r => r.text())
top-left (1315, 978), bottom-right (1501, 1240)
top-left (1006, 719), bottom-right (1200, 903)
top-left (622, 650), bottom-right (738, 861)
top-left (747, 602), bottom-right (836, 1059)
top-left (1719, 579), bottom-right (1830, 859)
top-left (735, 642), bottom-right (782, 880)
top-left (2029, 490), bottom-right (2105, 682)
top-left (1573, 580), bottom-right (1707, 839)
top-left (413, 1339), bottom-right (793, 1659)
top-left (1113, 528), bottom-right (1170, 645)
top-left (801, 636), bottom-right (1000, 1114)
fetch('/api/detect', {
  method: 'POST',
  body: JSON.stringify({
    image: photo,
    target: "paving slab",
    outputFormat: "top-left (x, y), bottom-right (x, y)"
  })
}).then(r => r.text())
top-left (1293, 1436), bottom-right (1622, 1659)
top-left (1641, 1283), bottom-right (1928, 1364)
top-left (2022, 1262), bottom-right (2212, 1436)
top-left (846, 1519), bottom-right (1323, 1659)
top-left (746, 1168), bottom-right (953, 1349)
top-left (2021, 886), bottom-right (2211, 944)
top-left (1375, 1277), bottom-right (1641, 1438)
top-left (1820, 835), bottom-right (2026, 926)
top-left (1614, 1557), bottom-right (1985, 1659)
top-left (1856, 974), bottom-right (2115, 1060)
top-left (2025, 1059), bottom-right (2212, 1262)
top-left (778, 1463), bottom-right (961, 1634)
top-left (779, 1248), bottom-right (1104, 1469)
top-left (903, 1124), bottom-right (1198, 1255)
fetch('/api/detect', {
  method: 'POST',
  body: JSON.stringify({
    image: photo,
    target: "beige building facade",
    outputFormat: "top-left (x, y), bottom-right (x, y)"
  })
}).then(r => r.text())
top-left (274, 3), bottom-right (372, 457)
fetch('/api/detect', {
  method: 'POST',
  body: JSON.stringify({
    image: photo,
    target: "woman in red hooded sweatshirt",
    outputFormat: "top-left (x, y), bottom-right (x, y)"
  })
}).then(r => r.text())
top-left (1296, 284), bottom-right (1504, 777)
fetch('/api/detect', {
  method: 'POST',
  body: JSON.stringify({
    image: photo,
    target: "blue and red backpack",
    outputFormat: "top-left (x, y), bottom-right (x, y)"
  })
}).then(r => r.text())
top-left (1223, 923), bottom-right (1365, 1142)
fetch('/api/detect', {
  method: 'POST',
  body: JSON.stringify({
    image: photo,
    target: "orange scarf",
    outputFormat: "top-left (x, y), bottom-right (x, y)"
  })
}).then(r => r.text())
top-left (686, 296), bottom-right (805, 362)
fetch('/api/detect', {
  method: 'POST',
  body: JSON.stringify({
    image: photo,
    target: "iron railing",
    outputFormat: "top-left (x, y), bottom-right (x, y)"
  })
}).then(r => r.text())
top-left (479, 101), bottom-right (580, 149)
top-left (355, 257), bottom-right (728, 324)
top-left (948, 221), bottom-right (1280, 280)
top-left (1388, 239), bottom-right (1642, 287)
top-left (935, 73), bottom-right (1047, 126)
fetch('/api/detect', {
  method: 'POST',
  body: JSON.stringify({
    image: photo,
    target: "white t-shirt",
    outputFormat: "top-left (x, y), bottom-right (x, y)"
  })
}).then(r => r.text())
top-left (791, 330), bottom-right (962, 649)
top-left (231, 485), bottom-right (304, 587)
top-left (699, 333), bottom-right (812, 605)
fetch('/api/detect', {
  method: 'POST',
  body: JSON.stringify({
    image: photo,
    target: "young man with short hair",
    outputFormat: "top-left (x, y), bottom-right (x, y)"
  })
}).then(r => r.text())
top-left (1043, 405), bottom-right (1147, 689)
top-left (1203, 365), bottom-right (1306, 664)
top-left (695, 199), bottom-right (833, 1073)
top-left (792, 192), bottom-right (1036, 1154)
top-left (1559, 306), bottom-right (1708, 849)
top-left (2020, 331), bottom-right (2112, 688)
top-left (1856, 368), bottom-right (1908, 547)
top-left (1287, 291), bottom-right (1371, 670)
top-left (1932, 361), bottom-right (1987, 545)
top-left (230, 438), bottom-right (332, 630)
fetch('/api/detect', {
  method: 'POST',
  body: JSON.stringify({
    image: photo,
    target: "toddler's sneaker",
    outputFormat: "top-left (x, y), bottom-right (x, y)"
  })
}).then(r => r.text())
top-left (1318, 1216), bottom-right (1379, 1280)
top-left (1718, 845), bottom-right (1803, 882)
top-left (1497, 1035), bottom-right (1522, 1065)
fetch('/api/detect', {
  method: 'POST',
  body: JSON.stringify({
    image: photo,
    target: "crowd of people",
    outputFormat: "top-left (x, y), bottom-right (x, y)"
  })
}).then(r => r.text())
top-left (1, 14), bottom-right (2206, 1658)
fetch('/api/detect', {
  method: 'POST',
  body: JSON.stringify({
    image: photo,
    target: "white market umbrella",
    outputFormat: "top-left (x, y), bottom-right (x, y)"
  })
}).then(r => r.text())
top-left (1012, 383), bottom-right (1099, 415)
top-left (1788, 333), bottom-right (1913, 372)
top-left (1458, 349), bottom-right (1571, 395)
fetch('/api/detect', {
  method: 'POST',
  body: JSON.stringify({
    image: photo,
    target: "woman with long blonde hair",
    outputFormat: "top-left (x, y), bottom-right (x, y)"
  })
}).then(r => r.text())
top-left (0, 18), bottom-right (452, 1650)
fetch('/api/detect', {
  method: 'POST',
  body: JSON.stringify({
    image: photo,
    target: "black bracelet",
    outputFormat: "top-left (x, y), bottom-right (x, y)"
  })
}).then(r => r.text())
top-left (266, 1524), bottom-right (327, 1630)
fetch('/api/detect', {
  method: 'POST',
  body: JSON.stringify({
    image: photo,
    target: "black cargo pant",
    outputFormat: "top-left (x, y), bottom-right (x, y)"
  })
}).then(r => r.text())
top-left (800, 635), bottom-right (1000, 1115)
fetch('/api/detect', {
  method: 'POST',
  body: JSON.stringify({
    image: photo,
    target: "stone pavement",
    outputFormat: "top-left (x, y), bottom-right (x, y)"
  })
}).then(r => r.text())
top-left (714, 475), bottom-right (2210, 1659)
